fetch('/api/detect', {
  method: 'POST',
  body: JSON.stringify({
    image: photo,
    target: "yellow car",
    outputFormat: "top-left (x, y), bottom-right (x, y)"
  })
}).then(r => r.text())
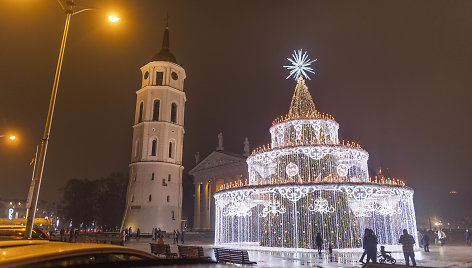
top-left (0, 240), bottom-right (158, 267)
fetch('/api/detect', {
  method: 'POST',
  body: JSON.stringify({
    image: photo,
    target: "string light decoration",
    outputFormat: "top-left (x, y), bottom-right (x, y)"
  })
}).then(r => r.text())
top-left (214, 54), bottom-right (417, 250)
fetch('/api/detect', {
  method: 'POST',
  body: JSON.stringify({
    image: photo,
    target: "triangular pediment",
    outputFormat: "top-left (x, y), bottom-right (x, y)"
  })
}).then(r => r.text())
top-left (189, 151), bottom-right (246, 175)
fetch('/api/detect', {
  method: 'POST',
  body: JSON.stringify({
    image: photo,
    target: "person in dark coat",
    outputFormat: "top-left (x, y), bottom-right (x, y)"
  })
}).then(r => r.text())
top-left (421, 233), bottom-right (430, 252)
top-left (315, 233), bottom-right (323, 254)
top-left (364, 230), bottom-right (378, 263)
top-left (359, 228), bottom-right (371, 263)
top-left (136, 228), bottom-right (140, 240)
top-left (399, 229), bottom-right (416, 266)
top-left (74, 228), bottom-right (79, 243)
top-left (60, 228), bottom-right (65, 242)
top-left (465, 229), bottom-right (471, 246)
top-left (69, 227), bottom-right (74, 243)
top-left (181, 229), bottom-right (185, 243)
top-left (176, 229), bottom-right (180, 244)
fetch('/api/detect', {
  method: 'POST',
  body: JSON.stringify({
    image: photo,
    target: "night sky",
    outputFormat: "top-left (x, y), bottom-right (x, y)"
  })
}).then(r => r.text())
top-left (1, 1), bottom-right (471, 223)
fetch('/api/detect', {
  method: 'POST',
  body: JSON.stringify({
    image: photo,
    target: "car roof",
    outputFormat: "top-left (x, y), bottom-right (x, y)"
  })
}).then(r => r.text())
top-left (0, 241), bottom-right (157, 267)
top-left (0, 239), bottom-right (50, 248)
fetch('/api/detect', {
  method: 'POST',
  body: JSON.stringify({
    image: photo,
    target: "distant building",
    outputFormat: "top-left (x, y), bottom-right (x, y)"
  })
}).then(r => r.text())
top-left (122, 25), bottom-right (187, 233)
top-left (188, 134), bottom-right (249, 231)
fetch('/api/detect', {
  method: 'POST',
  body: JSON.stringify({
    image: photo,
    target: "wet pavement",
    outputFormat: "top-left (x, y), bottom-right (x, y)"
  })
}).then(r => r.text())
top-left (125, 233), bottom-right (472, 267)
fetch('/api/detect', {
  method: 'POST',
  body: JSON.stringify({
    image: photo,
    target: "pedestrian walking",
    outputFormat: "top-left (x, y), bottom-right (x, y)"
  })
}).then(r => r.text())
top-left (465, 229), bottom-right (471, 246)
top-left (74, 228), bottom-right (79, 243)
top-left (399, 229), bottom-right (416, 266)
top-left (69, 227), bottom-right (74, 243)
top-left (128, 227), bottom-right (132, 239)
top-left (359, 228), bottom-right (371, 263)
top-left (151, 228), bottom-right (155, 240)
top-left (125, 228), bottom-right (129, 241)
top-left (364, 230), bottom-right (378, 263)
top-left (176, 229), bottom-right (180, 244)
top-left (173, 230), bottom-right (177, 244)
top-left (328, 243), bottom-right (333, 254)
top-left (60, 228), bottom-right (65, 242)
top-left (136, 228), bottom-right (140, 240)
top-left (421, 233), bottom-right (430, 252)
top-left (120, 230), bottom-right (126, 246)
top-left (181, 229), bottom-right (185, 244)
top-left (438, 229), bottom-right (446, 246)
top-left (157, 228), bottom-right (161, 240)
top-left (315, 233), bottom-right (323, 254)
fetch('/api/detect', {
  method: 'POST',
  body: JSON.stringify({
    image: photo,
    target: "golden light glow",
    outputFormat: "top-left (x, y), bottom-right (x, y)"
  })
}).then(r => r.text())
top-left (9, 135), bottom-right (15, 140)
top-left (108, 15), bottom-right (120, 22)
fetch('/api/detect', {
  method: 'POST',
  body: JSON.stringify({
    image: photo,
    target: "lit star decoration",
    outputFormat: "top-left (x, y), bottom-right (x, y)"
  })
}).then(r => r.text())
top-left (284, 49), bottom-right (317, 80)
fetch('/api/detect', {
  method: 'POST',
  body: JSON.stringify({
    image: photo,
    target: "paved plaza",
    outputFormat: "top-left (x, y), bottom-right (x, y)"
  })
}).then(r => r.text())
top-left (123, 232), bottom-right (472, 267)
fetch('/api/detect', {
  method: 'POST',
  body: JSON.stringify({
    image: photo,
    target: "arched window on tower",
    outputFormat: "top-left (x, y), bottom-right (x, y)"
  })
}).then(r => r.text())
top-left (148, 195), bottom-right (152, 202)
top-left (153, 100), bottom-right (160, 121)
top-left (168, 140), bottom-right (175, 159)
top-left (138, 102), bottom-right (143, 123)
top-left (171, 103), bottom-right (177, 123)
top-left (151, 139), bottom-right (157, 156)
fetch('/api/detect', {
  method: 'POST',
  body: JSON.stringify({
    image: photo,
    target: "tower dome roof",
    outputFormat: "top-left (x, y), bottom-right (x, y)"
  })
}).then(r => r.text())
top-left (151, 27), bottom-right (177, 63)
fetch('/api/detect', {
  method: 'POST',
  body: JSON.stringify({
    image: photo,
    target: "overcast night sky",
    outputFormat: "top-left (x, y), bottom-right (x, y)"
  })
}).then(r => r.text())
top-left (1, 1), bottom-right (471, 222)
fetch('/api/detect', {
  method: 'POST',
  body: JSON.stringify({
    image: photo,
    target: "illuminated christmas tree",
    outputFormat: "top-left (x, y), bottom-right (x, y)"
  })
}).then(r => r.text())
top-left (214, 50), bottom-right (417, 250)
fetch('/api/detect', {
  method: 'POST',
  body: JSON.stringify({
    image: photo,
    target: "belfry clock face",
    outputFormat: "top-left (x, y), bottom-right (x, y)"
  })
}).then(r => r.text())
top-left (171, 72), bottom-right (178, 80)
top-left (144, 71), bottom-right (149, 79)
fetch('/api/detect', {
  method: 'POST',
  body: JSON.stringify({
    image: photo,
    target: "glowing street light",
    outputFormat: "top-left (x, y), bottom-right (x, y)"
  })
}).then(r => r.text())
top-left (25, 0), bottom-right (120, 239)
top-left (108, 15), bottom-right (120, 22)
top-left (0, 134), bottom-right (16, 142)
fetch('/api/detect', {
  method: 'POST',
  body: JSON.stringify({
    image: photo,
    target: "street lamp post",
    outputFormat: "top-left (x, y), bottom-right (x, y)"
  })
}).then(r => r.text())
top-left (24, 0), bottom-right (119, 239)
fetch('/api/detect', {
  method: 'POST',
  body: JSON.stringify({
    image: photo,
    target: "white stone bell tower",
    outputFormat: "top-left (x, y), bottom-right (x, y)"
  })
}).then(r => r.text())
top-left (122, 26), bottom-right (186, 233)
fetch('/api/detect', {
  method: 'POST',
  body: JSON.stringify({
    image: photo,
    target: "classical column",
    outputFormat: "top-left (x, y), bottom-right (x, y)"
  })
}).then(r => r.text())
top-left (203, 181), bottom-right (209, 229)
top-left (210, 180), bottom-right (216, 230)
top-left (194, 182), bottom-right (201, 230)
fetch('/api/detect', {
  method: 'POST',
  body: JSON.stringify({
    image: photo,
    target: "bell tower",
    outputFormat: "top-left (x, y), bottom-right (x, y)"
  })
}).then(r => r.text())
top-left (122, 26), bottom-right (186, 233)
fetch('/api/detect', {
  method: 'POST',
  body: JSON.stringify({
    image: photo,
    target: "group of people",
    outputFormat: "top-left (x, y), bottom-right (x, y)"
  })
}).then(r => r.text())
top-left (58, 228), bottom-right (79, 243)
top-left (359, 228), bottom-right (417, 266)
top-left (119, 227), bottom-right (186, 246)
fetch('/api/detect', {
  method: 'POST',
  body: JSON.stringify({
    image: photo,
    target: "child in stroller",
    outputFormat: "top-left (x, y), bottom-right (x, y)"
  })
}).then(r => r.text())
top-left (378, 246), bottom-right (396, 264)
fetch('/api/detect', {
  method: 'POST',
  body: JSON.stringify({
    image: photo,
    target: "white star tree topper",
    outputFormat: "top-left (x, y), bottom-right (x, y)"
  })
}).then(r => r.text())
top-left (284, 49), bottom-right (317, 80)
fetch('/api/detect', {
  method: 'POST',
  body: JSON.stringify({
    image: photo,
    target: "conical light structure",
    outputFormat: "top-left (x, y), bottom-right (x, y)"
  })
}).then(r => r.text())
top-left (288, 76), bottom-right (317, 118)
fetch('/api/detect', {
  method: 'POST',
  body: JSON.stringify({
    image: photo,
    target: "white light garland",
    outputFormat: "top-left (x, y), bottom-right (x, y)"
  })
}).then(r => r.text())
top-left (308, 197), bottom-right (335, 214)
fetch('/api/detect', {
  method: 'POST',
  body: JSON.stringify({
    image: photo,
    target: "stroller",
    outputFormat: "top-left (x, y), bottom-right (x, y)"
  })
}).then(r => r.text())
top-left (378, 246), bottom-right (396, 264)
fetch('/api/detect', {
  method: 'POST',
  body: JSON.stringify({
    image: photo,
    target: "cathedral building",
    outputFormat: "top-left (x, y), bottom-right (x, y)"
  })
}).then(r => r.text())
top-left (122, 26), bottom-right (186, 233)
top-left (188, 134), bottom-right (249, 231)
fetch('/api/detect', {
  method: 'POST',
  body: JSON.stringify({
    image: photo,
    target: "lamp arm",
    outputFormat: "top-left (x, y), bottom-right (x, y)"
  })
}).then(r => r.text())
top-left (72, 8), bottom-right (96, 16)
